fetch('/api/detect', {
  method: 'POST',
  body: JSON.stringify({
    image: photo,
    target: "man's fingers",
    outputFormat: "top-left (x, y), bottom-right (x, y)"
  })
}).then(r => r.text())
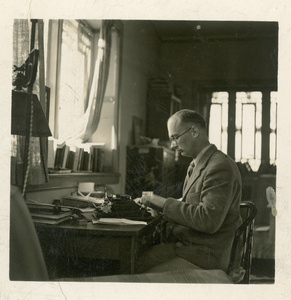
top-left (141, 195), bottom-right (151, 207)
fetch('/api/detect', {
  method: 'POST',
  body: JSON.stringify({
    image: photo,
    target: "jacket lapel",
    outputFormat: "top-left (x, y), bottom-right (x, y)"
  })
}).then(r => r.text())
top-left (182, 144), bottom-right (218, 198)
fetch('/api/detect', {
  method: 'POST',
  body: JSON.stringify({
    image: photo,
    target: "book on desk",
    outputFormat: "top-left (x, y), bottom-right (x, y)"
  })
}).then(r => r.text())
top-left (26, 202), bottom-right (73, 225)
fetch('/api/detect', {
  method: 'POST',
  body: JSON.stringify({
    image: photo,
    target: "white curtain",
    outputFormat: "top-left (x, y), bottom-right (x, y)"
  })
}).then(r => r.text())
top-left (64, 20), bottom-right (113, 143)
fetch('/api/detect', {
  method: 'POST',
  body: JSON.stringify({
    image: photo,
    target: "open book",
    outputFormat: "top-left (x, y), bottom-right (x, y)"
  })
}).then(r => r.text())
top-left (92, 218), bottom-right (147, 226)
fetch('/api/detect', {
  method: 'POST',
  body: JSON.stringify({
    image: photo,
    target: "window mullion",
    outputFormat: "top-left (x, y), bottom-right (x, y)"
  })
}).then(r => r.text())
top-left (227, 91), bottom-right (236, 159)
top-left (54, 19), bottom-right (63, 139)
top-left (261, 90), bottom-right (271, 163)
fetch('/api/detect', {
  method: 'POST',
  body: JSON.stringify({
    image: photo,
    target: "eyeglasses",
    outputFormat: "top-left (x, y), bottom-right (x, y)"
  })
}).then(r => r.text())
top-left (170, 126), bottom-right (194, 144)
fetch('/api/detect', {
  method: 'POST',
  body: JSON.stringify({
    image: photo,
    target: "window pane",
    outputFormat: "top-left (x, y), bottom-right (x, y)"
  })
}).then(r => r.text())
top-left (236, 91), bottom-right (246, 100)
top-left (270, 92), bottom-right (277, 130)
top-left (235, 93), bottom-right (243, 163)
top-left (221, 96), bottom-right (228, 153)
top-left (235, 101), bottom-right (242, 129)
top-left (43, 20), bottom-right (49, 79)
top-left (242, 104), bottom-right (255, 159)
top-left (235, 91), bottom-right (262, 170)
top-left (253, 131), bottom-right (262, 171)
top-left (235, 131), bottom-right (242, 161)
top-left (250, 91), bottom-right (262, 101)
top-left (270, 133), bottom-right (276, 164)
top-left (221, 131), bottom-right (228, 154)
top-left (212, 91), bottom-right (229, 103)
top-left (270, 91), bottom-right (278, 163)
top-left (209, 92), bottom-right (228, 151)
top-left (253, 92), bottom-right (262, 128)
top-left (58, 20), bottom-right (92, 140)
top-left (209, 104), bottom-right (222, 149)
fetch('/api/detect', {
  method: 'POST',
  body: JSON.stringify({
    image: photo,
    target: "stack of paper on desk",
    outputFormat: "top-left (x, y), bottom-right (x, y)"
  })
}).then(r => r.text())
top-left (92, 218), bottom-right (147, 225)
top-left (26, 202), bottom-right (73, 225)
top-left (30, 210), bottom-right (73, 225)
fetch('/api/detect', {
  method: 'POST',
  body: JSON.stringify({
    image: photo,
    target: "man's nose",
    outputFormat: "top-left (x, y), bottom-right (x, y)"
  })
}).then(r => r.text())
top-left (170, 140), bottom-right (177, 150)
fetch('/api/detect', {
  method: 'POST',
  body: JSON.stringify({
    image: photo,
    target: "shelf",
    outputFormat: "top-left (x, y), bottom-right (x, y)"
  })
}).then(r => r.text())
top-left (26, 172), bottom-right (120, 192)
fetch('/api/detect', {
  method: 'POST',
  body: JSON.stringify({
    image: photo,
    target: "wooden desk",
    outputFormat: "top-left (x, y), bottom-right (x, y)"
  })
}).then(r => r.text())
top-left (35, 216), bottom-right (162, 278)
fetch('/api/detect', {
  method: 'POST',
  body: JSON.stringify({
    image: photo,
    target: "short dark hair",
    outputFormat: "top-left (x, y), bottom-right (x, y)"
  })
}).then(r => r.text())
top-left (172, 109), bottom-right (206, 128)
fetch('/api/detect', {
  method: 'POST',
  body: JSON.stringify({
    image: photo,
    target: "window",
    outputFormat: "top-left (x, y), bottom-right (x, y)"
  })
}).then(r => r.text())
top-left (57, 20), bottom-right (93, 140)
top-left (209, 90), bottom-right (277, 171)
top-left (209, 92), bottom-right (228, 154)
top-left (235, 91), bottom-right (262, 171)
top-left (270, 91), bottom-right (277, 165)
top-left (44, 19), bottom-right (121, 172)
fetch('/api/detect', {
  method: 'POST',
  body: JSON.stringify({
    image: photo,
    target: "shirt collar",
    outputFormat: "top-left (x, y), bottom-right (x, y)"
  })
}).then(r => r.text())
top-left (193, 144), bottom-right (212, 166)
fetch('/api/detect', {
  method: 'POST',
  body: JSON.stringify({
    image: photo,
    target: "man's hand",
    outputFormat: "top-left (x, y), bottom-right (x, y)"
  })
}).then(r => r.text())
top-left (141, 194), bottom-right (167, 209)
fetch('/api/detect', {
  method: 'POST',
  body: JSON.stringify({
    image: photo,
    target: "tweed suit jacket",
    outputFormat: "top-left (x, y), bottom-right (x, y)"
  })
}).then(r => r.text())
top-left (163, 144), bottom-right (242, 272)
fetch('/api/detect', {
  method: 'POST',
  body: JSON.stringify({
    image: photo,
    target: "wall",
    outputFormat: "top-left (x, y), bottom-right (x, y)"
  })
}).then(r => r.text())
top-left (91, 30), bottom-right (120, 171)
top-left (26, 187), bottom-right (76, 204)
top-left (114, 20), bottom-right (160, 194)
top-left (158, 37), bottom-right (278, 108)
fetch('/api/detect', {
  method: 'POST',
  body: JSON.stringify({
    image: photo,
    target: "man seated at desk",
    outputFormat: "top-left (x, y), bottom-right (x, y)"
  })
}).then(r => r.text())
top-left (135, 109), bottom-right (242, 274)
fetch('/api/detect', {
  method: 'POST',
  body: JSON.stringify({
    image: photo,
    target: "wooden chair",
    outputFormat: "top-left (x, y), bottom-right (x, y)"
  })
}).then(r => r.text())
top-left (227, 201), bottom-right (257, 284)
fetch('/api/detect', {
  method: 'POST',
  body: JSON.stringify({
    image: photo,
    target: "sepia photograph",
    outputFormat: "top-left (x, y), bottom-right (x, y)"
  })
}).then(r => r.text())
top-left (2, 1), bottom-right (291, 299)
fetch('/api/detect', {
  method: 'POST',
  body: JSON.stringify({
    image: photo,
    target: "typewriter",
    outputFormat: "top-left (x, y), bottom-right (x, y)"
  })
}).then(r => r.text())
top-left (95, 193), bottom-right (151, 220)
top-left (63, 191), bottom-right (151, 220)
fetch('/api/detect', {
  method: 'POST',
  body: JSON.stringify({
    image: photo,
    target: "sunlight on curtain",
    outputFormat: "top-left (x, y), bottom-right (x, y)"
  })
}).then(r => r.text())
top-left (58, 20), bottom-right (92, 140)
top-left (57, 20), bottom-right (113, 144)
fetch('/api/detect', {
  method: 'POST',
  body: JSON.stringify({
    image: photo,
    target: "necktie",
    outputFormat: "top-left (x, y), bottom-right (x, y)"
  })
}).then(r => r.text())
top-left (187, 161), bottom-right (195, 178)
top-left (183, 161), bottom-right (195, 192)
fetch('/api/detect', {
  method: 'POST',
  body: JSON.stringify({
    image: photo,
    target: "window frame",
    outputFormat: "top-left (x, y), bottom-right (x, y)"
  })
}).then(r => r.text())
top-left (44, 19), bottom-right (122, 174)
top-left (195, 80), bottom-right (277, 170)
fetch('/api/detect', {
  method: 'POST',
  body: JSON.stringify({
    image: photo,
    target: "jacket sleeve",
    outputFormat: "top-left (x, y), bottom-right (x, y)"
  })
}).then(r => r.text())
top-left (162, 160), bottom-right (241, 234)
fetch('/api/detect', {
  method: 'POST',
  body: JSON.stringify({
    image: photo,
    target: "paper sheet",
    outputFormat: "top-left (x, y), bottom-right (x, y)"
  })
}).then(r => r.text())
top-left (92, 218), bottom-right (147, 225)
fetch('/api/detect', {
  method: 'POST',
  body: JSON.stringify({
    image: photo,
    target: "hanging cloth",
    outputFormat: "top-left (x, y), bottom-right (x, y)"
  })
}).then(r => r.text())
top-left (64, 20), bottom-right (113, 143)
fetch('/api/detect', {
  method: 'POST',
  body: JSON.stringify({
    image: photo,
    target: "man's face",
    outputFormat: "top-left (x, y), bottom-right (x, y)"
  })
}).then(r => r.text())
top-left (167, 117), bottom-right (195, 157)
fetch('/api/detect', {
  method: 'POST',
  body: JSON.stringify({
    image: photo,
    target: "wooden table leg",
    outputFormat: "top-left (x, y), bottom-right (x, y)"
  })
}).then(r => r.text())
top-left (119, 237), bottom-right (138, 274)
top-left (130, 236), bottom-right (138, 274)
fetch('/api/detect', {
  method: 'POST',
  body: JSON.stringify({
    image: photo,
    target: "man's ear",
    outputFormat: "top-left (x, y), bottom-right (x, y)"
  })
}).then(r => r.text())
top-left (191, 125), bottom-right (199, 137)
